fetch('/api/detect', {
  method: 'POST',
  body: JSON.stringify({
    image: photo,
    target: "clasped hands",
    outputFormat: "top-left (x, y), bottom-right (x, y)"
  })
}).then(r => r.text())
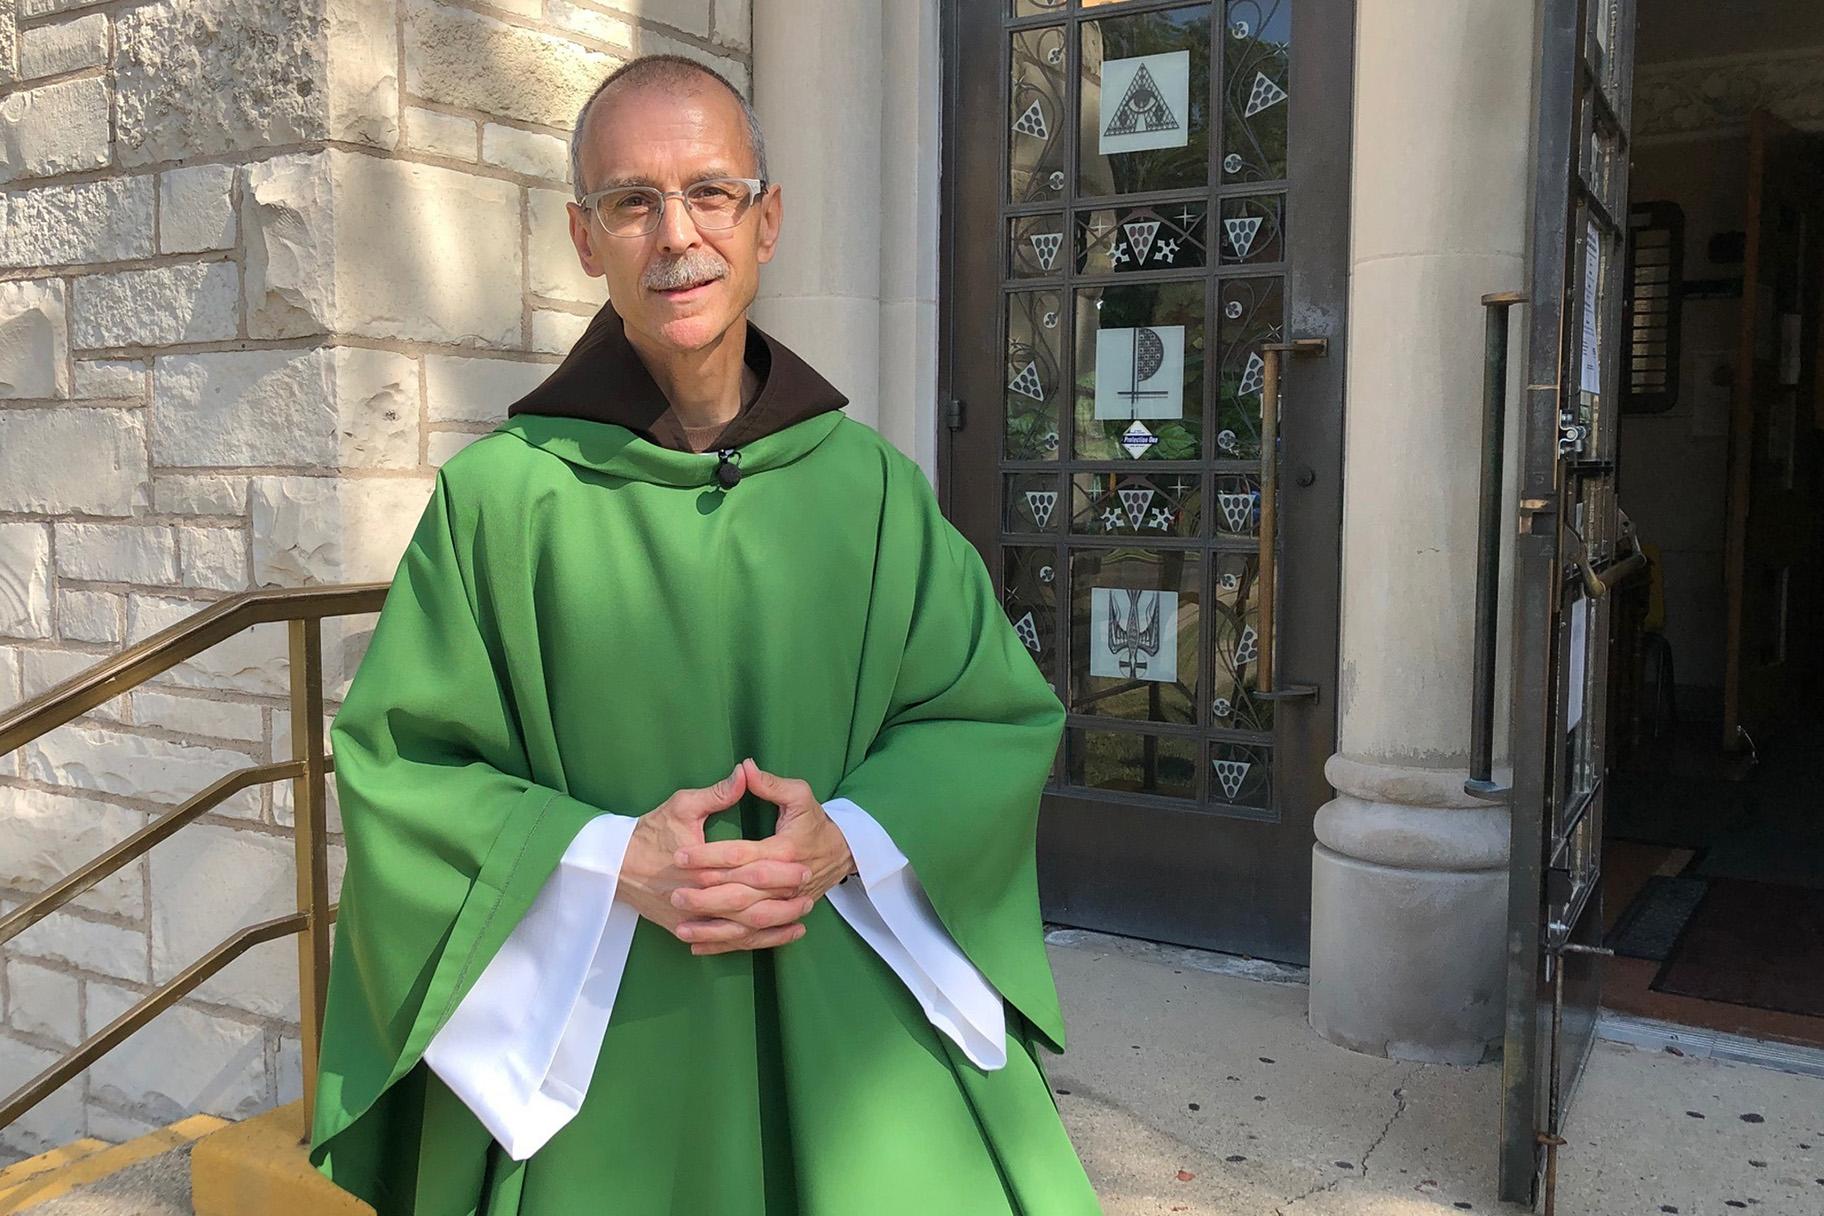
top-left (616, 757), bottom-right (857, 956)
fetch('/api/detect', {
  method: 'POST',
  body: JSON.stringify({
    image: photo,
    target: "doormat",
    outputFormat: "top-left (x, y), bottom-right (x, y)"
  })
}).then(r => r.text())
top-left (1604, 875), bottom-right (1709, 960)
top-left (1652, 878), bottom-right (1824, 1019)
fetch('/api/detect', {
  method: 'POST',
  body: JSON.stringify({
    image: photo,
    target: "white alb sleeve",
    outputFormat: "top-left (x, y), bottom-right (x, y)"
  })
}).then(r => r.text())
top-left (820, 797), bottom-right (1007, 1069)
top-left (424, 798), bottom-right (1007, 1161)
top-left (422, 811), bottom-right (640, 1161)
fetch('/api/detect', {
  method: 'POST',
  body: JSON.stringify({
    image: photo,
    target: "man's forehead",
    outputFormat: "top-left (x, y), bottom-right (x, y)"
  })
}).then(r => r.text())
top-left (581, 82), bottom-right (756, 183)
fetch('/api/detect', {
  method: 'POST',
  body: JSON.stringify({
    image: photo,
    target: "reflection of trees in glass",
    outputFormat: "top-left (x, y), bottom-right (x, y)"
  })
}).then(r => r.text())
top-left (1001, 545), bottom-right (1058, 680)
top-left (1006, 291), bottom-right (1062, 461)
top-left (1210, 554), bottom-right (1272, 734)
top-left (1010, 26), bottom-right (1068, 204)
top-left (1081, 10), bottom-right (1212, 197)
top-left (1215, 277), bottom-right (1282, 460)
top-left (1223, 0), bottom-right (1291, 183)
top-left (1076, 729), bottom-right (1198, 798)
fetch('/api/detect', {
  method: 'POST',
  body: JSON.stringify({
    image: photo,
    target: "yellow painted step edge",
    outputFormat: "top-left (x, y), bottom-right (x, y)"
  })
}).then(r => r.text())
top-left (0, 1114), bottom-right (227, 1214)
top-left (190, 1100), bottom-right (373, 1216)
top-left (0, 1140), bottom-right (110, 1194)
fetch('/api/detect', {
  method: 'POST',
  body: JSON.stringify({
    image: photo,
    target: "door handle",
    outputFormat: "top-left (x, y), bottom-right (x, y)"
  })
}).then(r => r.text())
top-left (1254, 337), bottom-right (1328, 702)
top-left (1573, 509), bottom-right (1647, 598)
top-left (1467, 291), bottom-right (1526, 801)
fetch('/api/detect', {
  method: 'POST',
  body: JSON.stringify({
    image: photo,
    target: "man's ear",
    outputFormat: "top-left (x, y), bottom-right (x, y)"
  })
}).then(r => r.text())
top-left (566, 202), bottom-right (606, 277)
top-left (755, 184), bottom-right (783, 266)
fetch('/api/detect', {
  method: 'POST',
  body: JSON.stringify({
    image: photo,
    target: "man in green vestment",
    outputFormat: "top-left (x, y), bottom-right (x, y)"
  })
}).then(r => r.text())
top-left (307, 52), bottom-right (1103, 1215)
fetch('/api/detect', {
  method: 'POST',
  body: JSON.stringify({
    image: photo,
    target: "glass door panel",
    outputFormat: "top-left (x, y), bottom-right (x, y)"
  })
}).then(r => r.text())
top-left (947, 0), bottom-right (1350, 961)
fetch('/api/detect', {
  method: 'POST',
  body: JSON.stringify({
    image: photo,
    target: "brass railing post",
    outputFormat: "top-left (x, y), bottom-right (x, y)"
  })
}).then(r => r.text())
top-left (0, 584), bottom-right (384, 1143)
top-left (288, 617), bottom-right (332, 1140)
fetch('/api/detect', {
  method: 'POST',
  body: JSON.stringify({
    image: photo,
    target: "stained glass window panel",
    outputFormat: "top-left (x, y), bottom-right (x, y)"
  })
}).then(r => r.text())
top-left (1209, 738), bottom-right (1273, 812)
top-left (1068, 546), bottom-right (1201, 724)
top-left (1006, 289), bottom-right (1065, 460)
top-left (1076, 203), bottom-right (1208, 274)
top-left (1006, 473), bottom-right (1063, 533)
top-left (1004, 545), bottom-right (1059, 682)
top-left (1012, 214), bottom-right (1068, 278)
top-left (1218, 194), bottom-right (1285, 264)
top-left (1221, 0), bottom-right (1290, 184)
top-left (1074, 280), bottom-right (1206, 461)
top-left (1214, 276), bottom-right (1282, 461)
top-left (1210, 549), bottom-right (1271, 732)
top-left (1078, 6), bottom-right (1212, 197)
top-left (1070, 471), bottom-right (1202, 537)
top-left (1011, 26), bottom-right (1068, 204)
top-left (1210, 473), bottom-right (1261, 538)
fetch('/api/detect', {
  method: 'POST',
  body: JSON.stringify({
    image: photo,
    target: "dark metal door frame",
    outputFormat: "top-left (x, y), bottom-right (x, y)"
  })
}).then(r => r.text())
top-left (938, 0), bottom-right (1352, 963)
top-left (1501, 0), bottom-right (1637, 1205)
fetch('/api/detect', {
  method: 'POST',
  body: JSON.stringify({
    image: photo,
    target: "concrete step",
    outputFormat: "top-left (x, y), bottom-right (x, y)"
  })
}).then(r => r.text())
top-left (0, 1117), bottom-right (222, 1215)
top-left (0, 1142), bottom-right (110, 1198)
top-left (189, 1101), bottom-right (371, 1216)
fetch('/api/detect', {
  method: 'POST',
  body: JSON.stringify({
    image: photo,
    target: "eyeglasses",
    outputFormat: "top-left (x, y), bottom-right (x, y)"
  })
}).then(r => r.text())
top-left (578, 177), bottom-right (768, 238)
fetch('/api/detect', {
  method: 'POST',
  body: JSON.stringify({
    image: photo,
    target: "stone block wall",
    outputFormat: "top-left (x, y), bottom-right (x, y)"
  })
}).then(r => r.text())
top-left (0, 0), bottom-right (750, 1158)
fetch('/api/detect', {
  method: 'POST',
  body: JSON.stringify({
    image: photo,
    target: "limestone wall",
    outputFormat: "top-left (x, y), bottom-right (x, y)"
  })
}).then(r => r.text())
top-left (0, 0), bottom-right (750, 1157)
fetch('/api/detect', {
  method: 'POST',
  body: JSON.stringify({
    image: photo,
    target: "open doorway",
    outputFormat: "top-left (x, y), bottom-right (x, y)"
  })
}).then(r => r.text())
top-left (1599, 3), bottom-right (1824, 1048)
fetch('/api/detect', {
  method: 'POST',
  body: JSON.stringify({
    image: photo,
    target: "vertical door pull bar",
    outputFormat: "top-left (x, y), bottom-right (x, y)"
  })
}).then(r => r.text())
top-left (1254, 337), bottom-right (1329, 702)
top-left (1466, 291), bottom-right (1525, 801)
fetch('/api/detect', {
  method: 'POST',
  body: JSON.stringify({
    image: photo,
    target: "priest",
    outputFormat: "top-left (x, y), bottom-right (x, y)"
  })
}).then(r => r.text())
top-left (306, 52), bottom-right (1102, 1215)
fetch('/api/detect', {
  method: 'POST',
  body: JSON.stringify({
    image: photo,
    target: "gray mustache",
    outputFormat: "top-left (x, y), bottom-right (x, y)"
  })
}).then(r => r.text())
top-left (643, 253), bottom-right (729, 290)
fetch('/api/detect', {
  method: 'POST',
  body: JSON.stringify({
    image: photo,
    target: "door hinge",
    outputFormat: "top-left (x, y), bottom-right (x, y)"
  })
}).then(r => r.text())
top-left (946, 398), bottom-right (966, 431)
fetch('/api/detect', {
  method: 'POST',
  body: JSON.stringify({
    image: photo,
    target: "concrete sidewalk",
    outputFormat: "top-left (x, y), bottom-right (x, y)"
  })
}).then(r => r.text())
top-left (10, 929), bottom-right (1824, 1214)
top-left (1048, 929), bottom-right (1824, 1215)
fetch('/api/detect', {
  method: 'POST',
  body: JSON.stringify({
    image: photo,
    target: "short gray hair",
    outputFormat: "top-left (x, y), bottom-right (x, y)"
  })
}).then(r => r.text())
top-left (569, 54), bottom-right (769, 201)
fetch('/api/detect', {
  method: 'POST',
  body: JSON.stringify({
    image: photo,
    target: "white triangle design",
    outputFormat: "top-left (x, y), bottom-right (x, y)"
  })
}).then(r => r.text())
top-left (1234, 624), bottom-right (1259, 666)
top-left (1224, 215), bottom-right (1263, 259)
top-left (1025, 490), bottom-right (1057, 529)
top-left (1013, 611), bottom-right (1041, 653)
top-left (1123, 220), bottom-right (1160, 264)
top-left (1214, 759), bottom-right (1252, 800)
top-left (1028, 231), bottom-right (1063, 271)
top-left (1243, 73), bottom-right (1288, 119)
top-left (1118, 487), bottom-right (1155, 530)
top-left (1237, 350), bottom-right (1265, 398)
top-left (1009, 361), bottom-right (1044, 401)
top-left (1103, 63), bottom-right (1181, 137)
top-left (1014, 99), bottom-right (1049, 139)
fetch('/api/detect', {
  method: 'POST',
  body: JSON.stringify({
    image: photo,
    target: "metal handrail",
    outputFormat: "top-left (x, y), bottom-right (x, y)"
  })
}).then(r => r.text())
top-left (0, 582), bottom-right (389, 1143)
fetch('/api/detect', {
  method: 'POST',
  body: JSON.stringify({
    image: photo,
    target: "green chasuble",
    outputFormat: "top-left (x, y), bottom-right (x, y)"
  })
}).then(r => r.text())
top-left (307, 313), bottom-right (1102, 1214)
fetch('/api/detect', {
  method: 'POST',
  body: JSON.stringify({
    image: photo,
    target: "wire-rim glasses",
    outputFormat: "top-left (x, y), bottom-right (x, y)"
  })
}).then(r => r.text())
top-left (578, 177), bottom-right (768, 238)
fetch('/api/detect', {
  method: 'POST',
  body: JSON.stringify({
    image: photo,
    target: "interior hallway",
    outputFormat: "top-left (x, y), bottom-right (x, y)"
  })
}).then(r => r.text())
top-left (1602, 714), bottom-right (1824, 1049)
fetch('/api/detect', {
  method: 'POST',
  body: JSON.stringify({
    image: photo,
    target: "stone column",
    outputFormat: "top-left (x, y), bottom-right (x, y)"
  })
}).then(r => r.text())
top-left (751, 0), bottom-right (943, 479)
top-left (1307, 0), bottom-right (1536, 1064)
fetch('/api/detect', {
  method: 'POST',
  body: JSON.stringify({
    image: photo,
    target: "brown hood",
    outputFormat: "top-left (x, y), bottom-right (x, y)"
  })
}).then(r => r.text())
top-left (504, 302), bottom-right (848, 453)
